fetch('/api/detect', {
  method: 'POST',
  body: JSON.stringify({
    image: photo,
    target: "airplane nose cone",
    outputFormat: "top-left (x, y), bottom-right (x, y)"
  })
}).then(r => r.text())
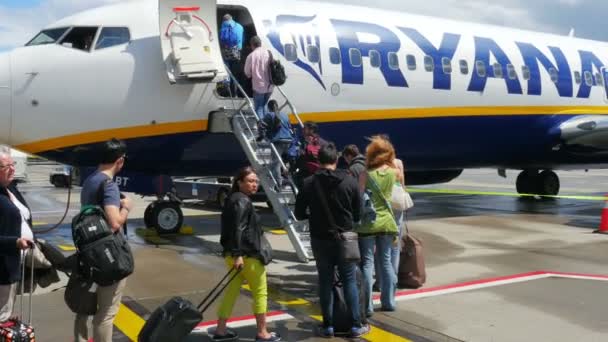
top-left (0, 52), bottom-right (10, 145)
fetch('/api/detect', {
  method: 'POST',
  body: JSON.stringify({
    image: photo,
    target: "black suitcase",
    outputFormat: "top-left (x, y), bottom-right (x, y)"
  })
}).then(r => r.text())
top-left (138, 268), bottom-right (241, 342)
top-left (332, 267), bottom-right (368, 335)
top-left (0, 245), bottom-right (36, 342)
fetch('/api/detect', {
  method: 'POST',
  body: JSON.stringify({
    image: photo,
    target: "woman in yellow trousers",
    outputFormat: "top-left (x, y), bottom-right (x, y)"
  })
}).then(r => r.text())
top-left (212, 166), bottom-right (281, 342)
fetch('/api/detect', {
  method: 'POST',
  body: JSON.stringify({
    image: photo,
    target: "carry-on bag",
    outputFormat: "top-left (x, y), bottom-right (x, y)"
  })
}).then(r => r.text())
top-left (0, 246), bottom-right (36, 342)
top-left (398, 221), bottom-right (426, 288)
top-left (332, 267), bottom-right (367, 335)
top-left (138, 267), bottom-right (241, 342)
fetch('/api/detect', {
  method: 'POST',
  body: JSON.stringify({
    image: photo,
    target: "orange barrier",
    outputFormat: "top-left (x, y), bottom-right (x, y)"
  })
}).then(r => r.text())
top-left (594, 195), bottom-right (608, 234)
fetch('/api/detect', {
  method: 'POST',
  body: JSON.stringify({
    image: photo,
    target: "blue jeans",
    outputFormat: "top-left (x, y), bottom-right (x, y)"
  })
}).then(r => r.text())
top-left (375, 210), bottom-right (403, 285)
top-left (253, 92), bottom-right (271, 120)
top-left (360, 234), bottom-right (396, 313)
top-left (311, 238), bottom-right (362, 329)
top-left (271, 141), bottom-right (290, 187)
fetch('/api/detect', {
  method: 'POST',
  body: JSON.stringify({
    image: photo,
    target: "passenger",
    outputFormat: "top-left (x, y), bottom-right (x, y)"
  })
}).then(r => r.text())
top-left (219, 14), bottom-right (244, 96)
top-left (295, 121), bottom-right (327, 187)
top-left (294, 143), bottom-right (369, 338)
top-left (74, 138), bottom-right (133, 342)
top-left (342, 144), bottom-right (366, 180)
top-left (244, 36), bottom-right (273, 120)
top-left (0, 146), bottom-right (35, 322)
top-left (215, 167), bottom-right (281, 342)
top-left (357, 136), bottom-right (402, 315)
top-left (264, 100), bottom-right (295, 188)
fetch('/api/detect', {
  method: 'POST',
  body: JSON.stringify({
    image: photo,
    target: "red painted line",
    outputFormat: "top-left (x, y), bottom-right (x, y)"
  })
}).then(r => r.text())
top-left (373, 271), bottom-right (548, 300)
top-left (173, 6), bottom-right (200, 12)
top-left (546, 271), bottom-right (608, 280)
top-left (195, 310), bottom-right (286, 328)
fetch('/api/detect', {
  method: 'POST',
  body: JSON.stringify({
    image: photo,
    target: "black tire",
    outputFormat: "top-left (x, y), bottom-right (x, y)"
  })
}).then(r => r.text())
top-left (516, 170), bottom-right (537, 195)
top-left (144, 203), bottom-right (155, 228)
top-left (151, 202), bottom-right (183, 235)
top-left (217, 188), bottom-right (229, 209)
top-left (52, 175), bottom-right (67, 188)
top-left (538, 170), bottom-right (560, 196)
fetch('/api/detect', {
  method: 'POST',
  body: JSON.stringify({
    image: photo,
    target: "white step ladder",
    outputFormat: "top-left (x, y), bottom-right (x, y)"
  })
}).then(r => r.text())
top-left (224, 69), bottom-right (313, 262)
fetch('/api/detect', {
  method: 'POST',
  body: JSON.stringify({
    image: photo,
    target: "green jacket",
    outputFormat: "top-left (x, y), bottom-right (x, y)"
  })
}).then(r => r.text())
top-left (356, 169), bottom-right (398, 235)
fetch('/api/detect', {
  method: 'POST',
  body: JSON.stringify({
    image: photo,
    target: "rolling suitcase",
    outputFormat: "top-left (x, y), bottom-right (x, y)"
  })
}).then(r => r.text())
top-left (138, 267), bottom-right (241, 342)
top-left (398, 221), bottom-right (426, 289)
top-left (0, 246), bottom-right (36, 342)
top-left (332, 267), bottom-right (367, 335)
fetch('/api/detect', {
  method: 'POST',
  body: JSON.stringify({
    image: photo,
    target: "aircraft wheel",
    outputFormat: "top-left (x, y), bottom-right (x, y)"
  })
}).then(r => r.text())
top-left (144, 202), bottom-right (155, 228)
top-left (516, 170), bottom-right (538, 195)
top-left (537, 170), bottom-right (560, 197)
top-left (151, 202), bottom-right (183, 234)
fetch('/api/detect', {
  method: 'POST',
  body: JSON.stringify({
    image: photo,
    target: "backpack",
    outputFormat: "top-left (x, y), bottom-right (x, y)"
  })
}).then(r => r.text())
top-left (219, 23), bottom-right (240, 60)
top-left (268, 51), bottom-right (287, 86)
top-left (303, 137), bottom-right (321, 174)
top-left (71, 178), bottom-right (134, 286)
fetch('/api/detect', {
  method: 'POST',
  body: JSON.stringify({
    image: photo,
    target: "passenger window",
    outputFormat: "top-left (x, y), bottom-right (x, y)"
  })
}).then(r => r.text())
top-left (349, 48), bottom-right (362, 67)
top-left (596, 73), bottom-right (604, 87)
top-left (59, 27), bottom-right (99, 52)
top-left (406, 55), bottom-right (417, 70)
top-left (284, 44), bottom-right (298, 62)
top-left (522, 65), bottom-right (531, 80)
top-left (441, 57), bottom-right (452, 74)
top-left (549, 68), bottom-right (558, 83)
top-left (424, 56), bottom-right (434, 72)
top-left (26, 27), bottom-right (69, 46)
top-left (329, 47), bottom-right (341, 65)
top-left (584, 71), bottom-right (593, 86)
top-left (574, 71), bottom-right (582, 84)
top-left (388, 52), bottom-right (399, 70)
top-left (307, 45), bottom-right (320, 63)
top-left (476, 61), bottom-right (486, 77)
top-left (493, 63), bottom-right (503, 78)
top-left (369, 50), bottom-right (381, 68)
top-left (95, 27), bottom-right (130, 50)
top-left (507, 64), bottom-right (517, 80)
top-left (459, 60), bottom-right (469, 75)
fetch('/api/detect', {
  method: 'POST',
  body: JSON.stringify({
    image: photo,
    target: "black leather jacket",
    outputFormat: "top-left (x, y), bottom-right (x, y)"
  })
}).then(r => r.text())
top-left (0, 182), bottom-right (32, 285)
top-left (220, 192), bottom-right (262, 258)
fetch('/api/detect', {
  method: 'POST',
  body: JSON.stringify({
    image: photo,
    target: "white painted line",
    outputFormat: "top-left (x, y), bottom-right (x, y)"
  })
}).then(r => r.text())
top-left (192, 312), bottom-right (294, 334)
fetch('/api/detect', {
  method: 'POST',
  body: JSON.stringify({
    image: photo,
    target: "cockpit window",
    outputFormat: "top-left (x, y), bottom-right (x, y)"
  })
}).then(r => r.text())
top-left (59, 27), bottom-right (99, 52)
top-left (26, 27), bottom-right (69, 46)
top-left (95, 27), bottom-right (131, 50)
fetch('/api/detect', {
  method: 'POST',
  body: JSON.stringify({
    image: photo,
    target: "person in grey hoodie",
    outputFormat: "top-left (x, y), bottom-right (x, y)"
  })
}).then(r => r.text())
top-left (342, 145), bottom-right (366, 181)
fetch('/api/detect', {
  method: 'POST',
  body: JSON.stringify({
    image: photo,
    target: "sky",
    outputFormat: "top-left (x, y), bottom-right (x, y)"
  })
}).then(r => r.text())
top-left (0, 0), bottom-right (607, 51)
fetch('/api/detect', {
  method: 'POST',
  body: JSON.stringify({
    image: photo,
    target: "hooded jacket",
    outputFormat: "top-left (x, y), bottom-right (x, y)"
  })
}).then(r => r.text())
top-left (295, 168), bottom-right (361, 240)
top-left (348, 155), bottom-right (366, 181)
top-left (0, 182), bottom-right (32, 285)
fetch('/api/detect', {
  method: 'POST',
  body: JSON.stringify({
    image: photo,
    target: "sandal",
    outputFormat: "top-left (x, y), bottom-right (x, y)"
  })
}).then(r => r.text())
top-left (212, 329), bottom-right (239, 341)
top-left (255, 331), bottom-right (282, 342)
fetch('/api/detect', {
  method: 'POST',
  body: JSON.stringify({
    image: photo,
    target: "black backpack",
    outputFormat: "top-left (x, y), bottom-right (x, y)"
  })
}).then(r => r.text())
top-left (268, 51), bottom-right (286, 86)
top-left (72, 178), bottom-right (134, 286)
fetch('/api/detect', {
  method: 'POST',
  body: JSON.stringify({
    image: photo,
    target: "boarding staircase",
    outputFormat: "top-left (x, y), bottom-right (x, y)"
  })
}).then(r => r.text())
top-left (218, 68), bottom-right (313, 262)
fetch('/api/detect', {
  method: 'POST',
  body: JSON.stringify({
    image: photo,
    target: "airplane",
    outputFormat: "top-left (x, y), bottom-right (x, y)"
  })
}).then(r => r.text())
top-left (1, 0), bottom-right (608, 235)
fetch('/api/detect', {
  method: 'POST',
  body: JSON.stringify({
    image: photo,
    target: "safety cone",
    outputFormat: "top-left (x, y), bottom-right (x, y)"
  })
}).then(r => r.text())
top-left (594, 196), bottom-right (608, 234)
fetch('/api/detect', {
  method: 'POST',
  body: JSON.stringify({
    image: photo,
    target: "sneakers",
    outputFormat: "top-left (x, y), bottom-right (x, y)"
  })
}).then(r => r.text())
top-left (212, 329), bottom-right (238, 341)
top-left (350, 324), bottom-right (370, 338)
top-left (317, 325), bottom-right (334, 338)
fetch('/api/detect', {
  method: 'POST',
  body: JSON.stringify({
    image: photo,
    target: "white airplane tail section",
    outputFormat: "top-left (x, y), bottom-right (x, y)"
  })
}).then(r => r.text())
top-left (159, 0), bottom-right (226, 83)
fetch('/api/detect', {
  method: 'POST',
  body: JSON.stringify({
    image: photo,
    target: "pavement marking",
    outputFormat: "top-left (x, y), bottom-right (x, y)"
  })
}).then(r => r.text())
top-left (246, 284), bottom-right (415, 342)
top-left (193, 311), bottom-right (294, 333)
top-left (58, 244), bottom-right (76, 251)
top-left (114, 303), bottom-right (146, 341)
top-left (409, 187), bottom-right (607, 201)
top-left (32, 221), bottom-right (48, 226)
top-left (376, 271), bottom-right (608, 304)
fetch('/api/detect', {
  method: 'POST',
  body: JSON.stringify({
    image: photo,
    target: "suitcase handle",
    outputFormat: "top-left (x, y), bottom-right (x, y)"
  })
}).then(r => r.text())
top-left (19, 243), bottom-right (35, 325)
top-left (196, 267), bottom-right (242, 314)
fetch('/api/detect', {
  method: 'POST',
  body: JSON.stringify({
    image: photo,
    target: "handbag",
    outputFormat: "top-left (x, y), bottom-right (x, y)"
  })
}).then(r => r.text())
top-left (258, 233), bottom-right (273, 265)
top-left (65, 272), bottom-right (98, 315)
top-left (313, 177), bottom-right (361, 263)
top-left (390, 183), bottom-right (414, 211)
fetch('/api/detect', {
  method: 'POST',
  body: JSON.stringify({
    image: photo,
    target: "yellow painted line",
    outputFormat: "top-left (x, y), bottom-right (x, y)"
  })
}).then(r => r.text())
top-left (409, 187), bottom-right (607, 201)
top-left (58, 244), bottom-right (76, 251)
top-left (16, 105), bottom-right (608, 154)
top-left (245, 283), bottom-right (413, 342)
top-left (114, 303), bottom-right (146, 341)
top-left (32, 221), bottom-right (48, 226)
top-left (269, 229), bottom-right (287, 235)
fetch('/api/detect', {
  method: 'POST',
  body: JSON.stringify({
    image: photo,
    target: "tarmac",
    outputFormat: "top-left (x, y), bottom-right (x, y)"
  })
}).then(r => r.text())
top-left (18, 165), bottom-right (608, 341)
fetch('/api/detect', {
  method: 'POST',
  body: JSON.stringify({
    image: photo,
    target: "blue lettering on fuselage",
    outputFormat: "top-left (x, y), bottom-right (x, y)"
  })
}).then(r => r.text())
top-left (467, 37), bottom-right (523, 94)
top-left (330, 19), bottom-right (408, 87)
top-left (577, 50), bottom-right (604, 98)
top-left (399, 27), bottom-right (460, 90)
top-left (516, 43), bottom-right (572, 97)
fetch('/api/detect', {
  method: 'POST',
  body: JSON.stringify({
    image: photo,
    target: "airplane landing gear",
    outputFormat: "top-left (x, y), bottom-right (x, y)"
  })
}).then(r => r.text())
top-left (144, 193), bottom-right (183, 234)
top-left (516, 169), bottom-right (560, 197)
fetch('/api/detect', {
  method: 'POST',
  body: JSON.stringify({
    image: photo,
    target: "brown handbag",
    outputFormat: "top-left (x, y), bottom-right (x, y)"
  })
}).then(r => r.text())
top-left (398, 221), bottom-right (426, 288)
